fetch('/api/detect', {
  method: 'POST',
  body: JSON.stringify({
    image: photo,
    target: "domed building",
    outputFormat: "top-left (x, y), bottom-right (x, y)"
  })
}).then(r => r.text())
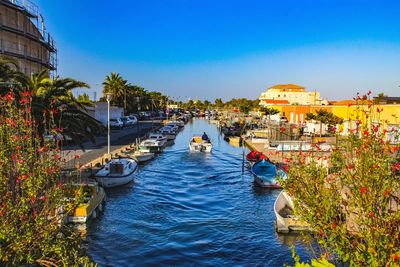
top-left (0, 0), bottom-right (56, 76)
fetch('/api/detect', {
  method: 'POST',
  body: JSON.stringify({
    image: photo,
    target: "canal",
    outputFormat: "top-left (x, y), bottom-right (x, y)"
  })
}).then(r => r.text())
top-left (87, 118), bottom-right (310, 266)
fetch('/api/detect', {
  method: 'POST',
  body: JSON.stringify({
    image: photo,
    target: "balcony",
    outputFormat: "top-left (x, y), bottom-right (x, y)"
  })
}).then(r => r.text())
top-left (0, 38), bottom-right (57, 70)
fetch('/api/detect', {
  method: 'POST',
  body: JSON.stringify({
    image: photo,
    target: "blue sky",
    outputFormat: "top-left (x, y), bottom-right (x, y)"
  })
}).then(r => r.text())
top-left (36, 0), bottom-right (400, 101)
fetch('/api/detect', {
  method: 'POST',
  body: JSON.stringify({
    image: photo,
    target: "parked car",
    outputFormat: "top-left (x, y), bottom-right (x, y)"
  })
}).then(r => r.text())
top-left (121, 116), bottom-right (135, 127)
top-left (110, 118), bottom-right (123, 129)
top-left (128, 115), bottom-right (138, 125)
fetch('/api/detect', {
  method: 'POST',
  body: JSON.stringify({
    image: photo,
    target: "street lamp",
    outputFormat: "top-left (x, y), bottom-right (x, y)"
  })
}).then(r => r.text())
top-left (106, 93), bottom-right (112, 155)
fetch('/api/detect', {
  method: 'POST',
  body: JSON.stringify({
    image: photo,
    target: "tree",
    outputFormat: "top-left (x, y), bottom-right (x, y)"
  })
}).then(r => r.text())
top-left (102, 72), bottom-right (128, 110)
top-left (306, 109), bottom-right (342, 137)
top-left (214, 98), bottom-right (224, 108)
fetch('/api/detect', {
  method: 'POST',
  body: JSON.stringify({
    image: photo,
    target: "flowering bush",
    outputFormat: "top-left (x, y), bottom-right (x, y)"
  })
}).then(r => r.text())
top-left (0, 91), bottom-right (94, 266)
top-left (280, 93), bottom-right (400, 266)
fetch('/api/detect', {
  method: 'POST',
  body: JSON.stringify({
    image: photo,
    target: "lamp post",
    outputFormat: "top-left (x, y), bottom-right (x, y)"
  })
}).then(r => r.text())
top-left (106, 93), bottom-right (112, 155)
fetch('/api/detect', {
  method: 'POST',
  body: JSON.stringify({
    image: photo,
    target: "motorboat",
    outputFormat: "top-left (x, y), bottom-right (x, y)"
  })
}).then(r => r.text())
top-left (95, 158), bottom-right (138, 188)
top-left (130, 150), bottom-right (155, 163)
top-left (169, 120), bottom-right (184, 128)
top-left (166, 123), bottom-right (180, 132)
top-left (274, 191), bottom-right (311, 233)
top-left (148, 133), bottom-right (167, 147)
top-left (246, 150), bottom-right (268, 164)
top-left (159, 126), bottom-right (176, 141)
top-left (139, 139), bottom-right (164, 153)
top-left (251, 159), bottom-right (286, 188)
top-left (189, 135), bottom-right (212, 152)
top-left (65, 182), bottom-right (106, 225)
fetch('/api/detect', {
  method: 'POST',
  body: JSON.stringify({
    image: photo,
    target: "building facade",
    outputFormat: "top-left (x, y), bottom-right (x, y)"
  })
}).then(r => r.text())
top-left (0, 0), bottom-right (57, 76)
top-left (259, 84), bottom-right (327, 107)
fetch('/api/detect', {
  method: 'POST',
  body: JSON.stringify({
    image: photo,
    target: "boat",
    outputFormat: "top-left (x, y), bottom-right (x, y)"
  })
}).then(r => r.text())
top-left (139, 139), bottom-right (164, 153)
top-left (246, 150), bottom-right (268, 164)
top-left (148, 133), bottom-right (167, 147)
top-left (66, 182), bottom-right (106, 224)
top-left (159, 126), bottom-right (176, 141)
top-left (169, 120), bottom-right (184, 127)
top-left (228, 136), bottom-right (242, 146)
top-left (130, 150), bottom-right (155, 163)
top-left (189, 135), bottom-right (212, 152)
top-left (251, 159), bottom-right (286, 188)
top-left (95, 158), bottom-right (138, 188)
top-left (274, 191), bottom-right (311, 233)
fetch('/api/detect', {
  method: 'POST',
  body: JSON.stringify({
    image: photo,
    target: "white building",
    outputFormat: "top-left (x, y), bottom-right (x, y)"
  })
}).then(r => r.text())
top-left (94, 102), bottom-right (124, 126)
top-left (259, 84), bottom-right (328, 106)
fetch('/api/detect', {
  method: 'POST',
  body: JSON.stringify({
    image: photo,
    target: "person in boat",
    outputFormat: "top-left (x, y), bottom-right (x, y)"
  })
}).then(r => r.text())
top-left (202, 132), bottom-right (209, 142)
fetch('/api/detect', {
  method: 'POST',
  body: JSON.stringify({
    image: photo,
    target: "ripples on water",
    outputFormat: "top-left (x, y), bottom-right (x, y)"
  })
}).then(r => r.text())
top-left (87, 119), bottom-right (310, 266)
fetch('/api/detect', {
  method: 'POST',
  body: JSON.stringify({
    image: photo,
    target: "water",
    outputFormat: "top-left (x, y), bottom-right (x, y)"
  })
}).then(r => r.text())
top-left (87, 118), bottom-right (311, 266)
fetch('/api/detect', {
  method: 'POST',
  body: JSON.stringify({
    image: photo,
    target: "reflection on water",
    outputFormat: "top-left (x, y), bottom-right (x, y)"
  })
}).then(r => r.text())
top-left (87, 118), bottom-right (311, 266)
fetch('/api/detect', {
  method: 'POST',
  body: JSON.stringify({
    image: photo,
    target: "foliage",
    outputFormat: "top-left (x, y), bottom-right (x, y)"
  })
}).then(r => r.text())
top-left (280, 92), bottom-right (400, 266)
top-left (0, 91), bottom-right (95, 266)
top-left (260, 107), bottom-right (280, 116)
top-left (101, 72), bottom-right (169, 114)
top-left (0, 61), bottom-right (103, 150)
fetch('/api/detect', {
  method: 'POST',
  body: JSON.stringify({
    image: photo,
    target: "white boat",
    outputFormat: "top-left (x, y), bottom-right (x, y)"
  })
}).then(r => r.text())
top-left (166, 123), bottom-right (180, 132)
top-left (139, 139), bottom-right (164, 153)
top-left (169, 120), bottom-right (184, 127)
top-left (131, 150), bottom-right (155, 163)
top-left (189, 135), bottom-right (212, 152)
top-left (159, 126), bottom-right (176, 141)
top-left (95, 158), bottom-right (138, 188)
top-left (274, 191), bottom-right (311, 233)
top-left (148, 133), bottom-right (167, 146)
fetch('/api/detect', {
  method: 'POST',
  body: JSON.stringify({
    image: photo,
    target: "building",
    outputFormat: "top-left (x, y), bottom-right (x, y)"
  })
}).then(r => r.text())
top-left (93, 102), bottom-right (124, 127)
top-left (0, 0), bottom-right (57, 76)
top-left (259, 84), bottom-right (328, 107)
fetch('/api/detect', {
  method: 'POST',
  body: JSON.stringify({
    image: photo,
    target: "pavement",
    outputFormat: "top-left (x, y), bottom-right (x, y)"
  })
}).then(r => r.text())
top-left (62, 121), bottom-right (163, 168)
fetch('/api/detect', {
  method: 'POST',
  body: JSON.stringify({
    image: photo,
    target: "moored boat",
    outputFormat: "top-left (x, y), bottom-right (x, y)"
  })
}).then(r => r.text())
top-left (131, 150), bottom-right (155, 163)
top-left (95, 158), bottom-right (138, 188)
top-left (148, 133), bottom-right (167, 147)
top-left (66, 182), bottom-right (106, 224)
top-left (139, 139), bottom-right (164, 153)
top-left (246, 150), bottom-right (268, 164)
top-left (228, 136), bottom-right (242, 146)
top-left (251, 159), bottom-right (286, 188)
top-left (274, 191), bottom-right (311, 233)
top-left (189, 135), bottom-right (212, 152)
top-left (159, 126), bottom-right (176, 141)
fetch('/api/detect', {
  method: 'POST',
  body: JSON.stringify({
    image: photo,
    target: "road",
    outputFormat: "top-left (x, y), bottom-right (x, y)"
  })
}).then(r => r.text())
top-left (62, 121), bottom-right (163, 168)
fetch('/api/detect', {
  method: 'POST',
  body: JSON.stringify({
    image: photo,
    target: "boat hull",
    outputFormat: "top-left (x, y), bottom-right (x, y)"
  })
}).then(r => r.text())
top-left (189, 143), bottom-right (212, 152)
top-left (251, 160), bottom-right (285, 189)
top-left (274, 191), bottom-right (311, 233)
top-left (132, 152), bottom-right (155, 163)
top-left (96, 170), bottom-right (136, 188)
top-left (139, 145), bottom-right (163, 153)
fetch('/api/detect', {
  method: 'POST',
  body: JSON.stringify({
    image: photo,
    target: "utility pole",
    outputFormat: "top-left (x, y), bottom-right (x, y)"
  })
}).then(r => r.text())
top-left (106, 93), bottom-right (112, 155)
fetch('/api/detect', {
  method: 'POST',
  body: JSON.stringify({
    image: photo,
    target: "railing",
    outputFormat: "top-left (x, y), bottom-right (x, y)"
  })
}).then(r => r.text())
top-left (5, 0), bottom-right (39, 17)
top-left (0, 38), bottom-right (56, 69)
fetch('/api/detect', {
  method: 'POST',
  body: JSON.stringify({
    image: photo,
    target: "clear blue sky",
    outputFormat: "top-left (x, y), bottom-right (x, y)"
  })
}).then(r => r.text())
top-left (36, 0), bottom-right (400, 101)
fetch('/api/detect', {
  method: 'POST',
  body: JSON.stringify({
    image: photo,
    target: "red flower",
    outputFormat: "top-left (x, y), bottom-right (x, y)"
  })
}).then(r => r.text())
top-left (376, 107), bottom-right (383, 113)
top-left (39, 196), bottom-right (46, 201)
top-left (319, 230), bottom-right (324, 236)
top-left (57, 180), bottom-right (62, 189)
top-left (363, 130), bottom-right (369, 136)
top-left (394, 254), bottom-right (399, 261)
top-left (369, 211), bottom-right (375, 218)
top-left (348, 164), bottom-right (354, 170)
top-left (360, 186), bottom-right (367, 194)
top-left (74, 154), bottom-right (81, 159)
top-left (19, 98), bottom-right (29, 105)
top-left (5, 92), bottom-right (15, 103)
top-left (31, 196), bottom-right (36, 203)
top-left (332, 223), bottom-right (337, 229)
top-left (384, 190), bottom-right (391, 197)
top-left (367, 90), bottom-right (372, 95)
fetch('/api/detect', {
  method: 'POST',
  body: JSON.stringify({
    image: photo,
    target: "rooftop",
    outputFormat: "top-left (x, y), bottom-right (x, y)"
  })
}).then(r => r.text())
top-left (268, 84), bottom-right (305, 90)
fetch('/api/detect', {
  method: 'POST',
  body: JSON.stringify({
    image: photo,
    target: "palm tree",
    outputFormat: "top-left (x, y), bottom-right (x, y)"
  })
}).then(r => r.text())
top-left (102, 72), bottom-right (128, 110)
top-left (29, 74), bottom-right (103, 149)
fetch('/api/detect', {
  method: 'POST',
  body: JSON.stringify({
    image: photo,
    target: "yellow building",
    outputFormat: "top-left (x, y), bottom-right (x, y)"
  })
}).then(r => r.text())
top-left (259, 84), bottom-right (328, 106)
